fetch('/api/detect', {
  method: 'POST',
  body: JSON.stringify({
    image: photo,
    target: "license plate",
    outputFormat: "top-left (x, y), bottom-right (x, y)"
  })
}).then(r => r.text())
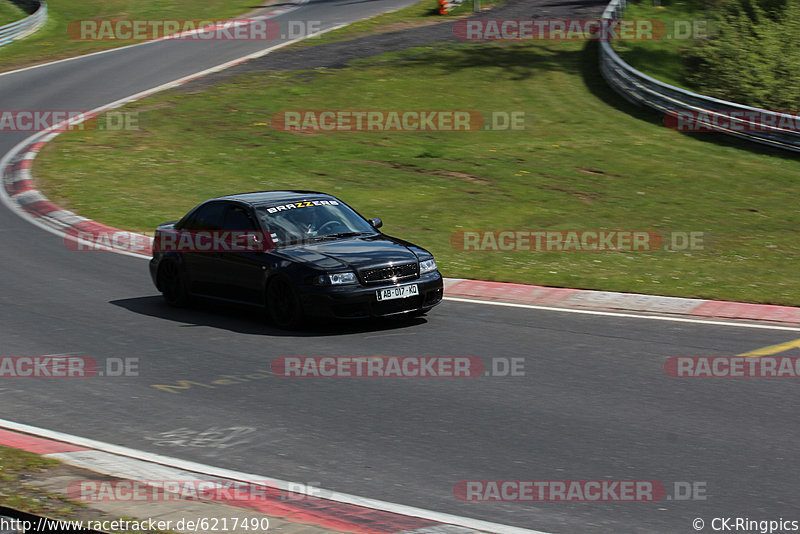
top-left (376, 283), bottom-right (419, 301)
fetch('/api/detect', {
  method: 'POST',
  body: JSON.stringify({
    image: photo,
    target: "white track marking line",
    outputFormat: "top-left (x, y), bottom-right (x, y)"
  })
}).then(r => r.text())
top-left (0, 418), bottom-right (548, 534)
top-left (444, 297), bottom-right (800, 332)
top-left (0, 0), bottom-right (309, 78)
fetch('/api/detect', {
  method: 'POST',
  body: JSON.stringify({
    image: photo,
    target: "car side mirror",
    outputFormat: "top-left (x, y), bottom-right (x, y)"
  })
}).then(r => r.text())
top-left (368, 218), bottom-right (383, 229)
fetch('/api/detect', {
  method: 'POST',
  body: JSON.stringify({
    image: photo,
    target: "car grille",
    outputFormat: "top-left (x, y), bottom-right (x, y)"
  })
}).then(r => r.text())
top-left (360, 262), bottom-right (419, 285)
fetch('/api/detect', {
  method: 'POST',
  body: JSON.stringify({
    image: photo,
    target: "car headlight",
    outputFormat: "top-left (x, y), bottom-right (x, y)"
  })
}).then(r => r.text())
top-left (313, 272), bottom-right (358, 286)
top-left (419, 258), bottom-right (437, 274)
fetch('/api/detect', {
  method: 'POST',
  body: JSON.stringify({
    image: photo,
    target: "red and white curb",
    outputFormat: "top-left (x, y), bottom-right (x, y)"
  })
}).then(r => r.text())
top-left (5, 128), bottom-right (800, 327)
top-left (0, 420), bottom-right (541, 534)
top-left (2, 136), bottom-right (141, 253)
top-left (444, 279), bottom-right (800, 326)
top-left (5, 126), bottom-right (800, 326)
top-left (6, 0), bottom-right (794, 328)
top-left (0, 19), bottom-right (351, 258)
top-left (4, 132), bottom-right (800, 329)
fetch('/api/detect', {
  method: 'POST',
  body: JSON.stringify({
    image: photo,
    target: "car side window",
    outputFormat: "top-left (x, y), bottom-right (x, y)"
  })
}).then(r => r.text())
top-left (181, 202), bottom-right (226, 231)
top-left (223, 205), bottom-right (258, 231)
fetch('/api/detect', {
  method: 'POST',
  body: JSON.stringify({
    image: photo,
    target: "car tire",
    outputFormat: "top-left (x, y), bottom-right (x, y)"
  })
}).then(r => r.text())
top-left (158, 260), bottom-right (191, 307)
top-left (267, 276), bottom-right (304, 329)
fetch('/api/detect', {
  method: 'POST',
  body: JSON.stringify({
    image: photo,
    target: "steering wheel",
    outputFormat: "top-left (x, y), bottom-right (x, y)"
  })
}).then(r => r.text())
top-left (317, 220), bottom-right (347, 235)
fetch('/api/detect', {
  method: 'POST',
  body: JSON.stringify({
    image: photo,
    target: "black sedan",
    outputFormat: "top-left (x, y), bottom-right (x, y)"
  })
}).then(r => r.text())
top-left (149, 191), bottom-right (443, 328)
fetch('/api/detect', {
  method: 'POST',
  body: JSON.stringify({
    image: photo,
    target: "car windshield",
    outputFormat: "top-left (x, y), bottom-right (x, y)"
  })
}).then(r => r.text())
top-left (256, 199), bottom-right (376, 246)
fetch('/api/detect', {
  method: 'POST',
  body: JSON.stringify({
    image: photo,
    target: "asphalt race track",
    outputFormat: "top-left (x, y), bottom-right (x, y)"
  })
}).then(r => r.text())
top-left (1, 1), bottom-right (799, 532)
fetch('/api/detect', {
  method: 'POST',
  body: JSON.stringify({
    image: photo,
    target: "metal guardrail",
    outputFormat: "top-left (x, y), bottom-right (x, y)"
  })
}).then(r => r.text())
top-left (0, 1), bottom-right (46, 48)
top-left (599, 0), bottom-right (800, 153)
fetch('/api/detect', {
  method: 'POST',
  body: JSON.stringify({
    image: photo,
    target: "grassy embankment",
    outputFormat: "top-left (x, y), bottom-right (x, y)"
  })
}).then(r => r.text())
top-left (34, 35), bottom-right (800, 305)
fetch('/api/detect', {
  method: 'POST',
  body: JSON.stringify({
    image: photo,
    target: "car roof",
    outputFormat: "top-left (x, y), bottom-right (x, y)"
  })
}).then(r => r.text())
top-left (213, 190), bottom-right (335, 207)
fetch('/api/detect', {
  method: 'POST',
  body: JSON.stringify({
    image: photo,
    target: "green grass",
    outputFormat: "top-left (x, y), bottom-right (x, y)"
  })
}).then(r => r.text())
top-left (0, 445), bottom-right (173, 533)
top-left (613, 0), bottom-right (710, 88)
top-left (0, 0), bottom-right (259, 72)
top-left (0, 1), bottom-right (26, 27)
top-left (0, 445), bottom-right (62, 512)
top-left (289, 0), bottom-right (500, 49)
top-left (35, 39), bottom-right (800, 305)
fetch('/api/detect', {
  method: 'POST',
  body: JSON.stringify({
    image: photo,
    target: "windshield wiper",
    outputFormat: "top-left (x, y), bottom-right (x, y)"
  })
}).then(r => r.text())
top-left (280, 232), bottom-right (371, 245)
top-left (318, 232), bottom-right (370, 240)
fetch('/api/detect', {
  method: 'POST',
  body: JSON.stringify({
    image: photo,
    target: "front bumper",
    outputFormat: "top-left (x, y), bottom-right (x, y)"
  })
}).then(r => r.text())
top-left (299, 271), bottom-right (443, 319)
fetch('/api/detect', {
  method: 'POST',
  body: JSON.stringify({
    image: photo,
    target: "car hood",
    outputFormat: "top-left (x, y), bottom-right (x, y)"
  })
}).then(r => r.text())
top-left (275, 234), bottom-right (421, 271)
